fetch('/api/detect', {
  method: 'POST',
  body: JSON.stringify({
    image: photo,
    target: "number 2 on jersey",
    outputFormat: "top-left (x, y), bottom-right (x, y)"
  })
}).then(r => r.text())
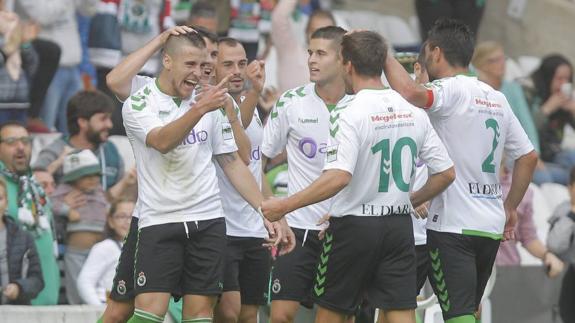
top-left (481, 118), bottom-right (500, 173)
top-left (371, 137), bottom-right (417, 192)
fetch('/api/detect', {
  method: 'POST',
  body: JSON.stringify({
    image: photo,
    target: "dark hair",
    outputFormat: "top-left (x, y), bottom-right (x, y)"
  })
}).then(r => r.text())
top-left (306, 9), bottom-right (336, 34)
top-left (426, 18), bottom-right (475, 68)
top-left (341, 31), bottom-right (387, 77)
top-left (531, 54), bottom-right (573, 102)
top-left (189, 0), bottom-right (216, 19)
top-left (218, 36), bottom-right (241, 48)
top-left (191, 25), bottom-right (218, 44)
top-left (66, 90), bottom-right (115, 136)
top-left (417, 41), bottom-right (427, 66)
top-left (310, 25), bottom-right (347, 42)
top-left (164, 32), bottom-right (206, 56)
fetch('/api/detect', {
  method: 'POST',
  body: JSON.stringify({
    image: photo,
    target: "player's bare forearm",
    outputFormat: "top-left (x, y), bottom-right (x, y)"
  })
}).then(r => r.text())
top-left (239, 89), bottom-right (260, 128)
top-left (146, 104), bottom-right (207, 154)
top-left (505, 150), bottom-right (538, 210)
top-left (384, 55), bottom-right (429, 108)
top-left (285, 170), bottom-right (350, 214)
top-left (411, 166), bottom-right (455, 208)
top-left (106, 37), bottom-right (164, 101)
top-left (217, 152), bottom-right (264, 209)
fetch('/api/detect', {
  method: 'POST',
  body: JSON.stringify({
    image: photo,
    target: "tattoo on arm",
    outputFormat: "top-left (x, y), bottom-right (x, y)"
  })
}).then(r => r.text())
top-left (216, 152), bottom-right (238, 168)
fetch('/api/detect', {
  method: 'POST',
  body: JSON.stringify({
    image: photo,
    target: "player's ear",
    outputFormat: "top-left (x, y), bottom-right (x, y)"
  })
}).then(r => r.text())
top-left (163, 52), bottom-right (173, 71)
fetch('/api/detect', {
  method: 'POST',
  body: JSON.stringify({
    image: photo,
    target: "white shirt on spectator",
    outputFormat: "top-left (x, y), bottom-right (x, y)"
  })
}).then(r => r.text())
top-left (77, 239), bottom-right (122, 305)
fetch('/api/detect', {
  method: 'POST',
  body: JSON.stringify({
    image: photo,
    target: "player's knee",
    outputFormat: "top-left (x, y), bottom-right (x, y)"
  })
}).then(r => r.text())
top-left (238, 307), bottom-right (258, 323)
top-left (270, 310), bottom-right (295, 323)
top-left (102, 303), bottom-right (133, 323)
top-left (217, 307), bottom-right (240, 323)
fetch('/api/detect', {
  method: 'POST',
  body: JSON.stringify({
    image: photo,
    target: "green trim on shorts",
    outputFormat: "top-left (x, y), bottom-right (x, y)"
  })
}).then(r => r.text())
top-left (445, 314), bottom-right (476, 323)
top-left (314, 232), bottom-right (333, 297)
top-left (182, 318), bottom-right (213, 322)
top-left (461, 230), bottom-right (502, 240)
top-left (133, 228), bottom-right (141, 286)
top-left (430, 248), bottom-right (451, 313)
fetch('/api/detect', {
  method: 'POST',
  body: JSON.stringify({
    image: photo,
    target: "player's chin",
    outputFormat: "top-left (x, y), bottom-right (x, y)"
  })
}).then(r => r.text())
top-left (179, 84), bottom-right (196, 98)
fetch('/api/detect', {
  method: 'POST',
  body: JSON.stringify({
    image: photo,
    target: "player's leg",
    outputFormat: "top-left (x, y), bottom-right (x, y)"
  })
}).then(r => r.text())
top-left (312, 216), bottom-right (385, 323)
top-left (472, 236), bottom-right (500, 323)
top-left (369, 215), bottom-right (417, 323)
top-left (237, 238), bottom-right (272, 323)
top-left (102, 216), bottom-right (139, 323)
top-left (214, 237), bottom-right (243, 323)
top-left (129, 223), bottom-right (185, 322)
top-left (183, 218), bottom-right (227, 322)
top-left (426, 230), bottom-right (477, 323)
top-left (270, 228), bottom-right (320, 323)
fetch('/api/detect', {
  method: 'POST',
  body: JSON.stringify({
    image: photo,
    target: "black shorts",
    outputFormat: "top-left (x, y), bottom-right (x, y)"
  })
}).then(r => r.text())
top-left (416, 244), bottom-right (430, 292)
top-left (270, 227), bottom-right (322, 307)
top-left (222, 236), bottom-right (272, 305)
top-left (110, 216), bottom-right (139, 301)
top-left (312, 215), bottom-right (417, 315)
top-left (133, 218), bottom-right (227, 296)
top-left (426, 230), bottom-right (500, 321)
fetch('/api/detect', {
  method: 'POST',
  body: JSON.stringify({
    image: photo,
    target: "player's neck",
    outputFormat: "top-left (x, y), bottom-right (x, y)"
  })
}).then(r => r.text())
top-left (157, 71), bottom-right (179, 97)
top-left (231, 93), bottom-right (242, 105)
top-left (315, 80), bottom-right (345, 105)
top-left (352, 75), bottom-right (385, 93)
top-left (437, 66), bottom-right (471, 80)
top-left (69, 134), bottom-right (95, 150)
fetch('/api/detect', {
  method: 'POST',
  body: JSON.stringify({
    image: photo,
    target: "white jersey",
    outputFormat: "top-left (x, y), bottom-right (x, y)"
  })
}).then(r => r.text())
top-left (324, 89), bottom-right (453, 219)
top-left (262, 83), bottom-right (354, 230)
top-left (122, 79), bottom-right (237, 228)
top-left (411, 160), bottom-right (428, 246)
top-left (215, 99), bottom-right (267, 238)
top-left (424, 75), bottom-right (534, 237)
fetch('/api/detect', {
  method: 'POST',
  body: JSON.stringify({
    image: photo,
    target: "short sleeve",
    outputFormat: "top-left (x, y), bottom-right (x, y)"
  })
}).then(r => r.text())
top-left (504, 106), bottom-right (535, 161)
top-left (418, 116), bottom-right (454, 174)
top-left (211, 110), bottom-right (238, 155)
top-left (424, 78), bottom-right (459, 118)
top-left (122, 97), bottom-right (163, 144)
top-left (323, 111), bottom-right (361, 175)
top-left (261, 98), bottom-right (290, 158)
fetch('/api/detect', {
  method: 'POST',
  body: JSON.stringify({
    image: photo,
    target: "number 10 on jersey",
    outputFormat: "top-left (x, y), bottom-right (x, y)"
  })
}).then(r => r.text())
top-left (371, 137), bottom-right (417, 193)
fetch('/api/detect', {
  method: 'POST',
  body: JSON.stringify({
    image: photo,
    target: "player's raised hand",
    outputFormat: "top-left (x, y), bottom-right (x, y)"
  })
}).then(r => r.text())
top-left (261, 197), bottom-right (288, 222)
top-left (246, 60), bottom-right (266, 93)
top-left (160, 25), bottom-right (196, 43)
top-left (195, 74), bottom-right (231, 113)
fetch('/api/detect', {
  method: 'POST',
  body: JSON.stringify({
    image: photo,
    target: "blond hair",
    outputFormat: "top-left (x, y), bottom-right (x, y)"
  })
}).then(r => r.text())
top-left (472, 41), bottom-right (504, 71)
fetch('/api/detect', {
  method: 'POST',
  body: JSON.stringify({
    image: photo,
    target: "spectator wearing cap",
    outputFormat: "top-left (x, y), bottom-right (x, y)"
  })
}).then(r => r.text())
top-left (34, 90), bottom-right (135, 202)
top-left (51, 149), bottom-right (110, 304)
top-left (0, 121), bottom-right (59, 305)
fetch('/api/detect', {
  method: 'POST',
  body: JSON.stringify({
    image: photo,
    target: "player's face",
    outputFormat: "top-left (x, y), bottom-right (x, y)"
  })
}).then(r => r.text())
top-left (550, 64), bottom-right (572, 95)
top-left (424, 43), bottom-right (441, 82)
top-left (308, 38), bottom-right (342, 85)
top-left (167, 44), bottom-right (205, 99)
top-left (216, 44), bottom-right (248, 95)
top-left (200, 38), bottom-right (218, 85)
top-left (414, 62), bottom-right (429, 84)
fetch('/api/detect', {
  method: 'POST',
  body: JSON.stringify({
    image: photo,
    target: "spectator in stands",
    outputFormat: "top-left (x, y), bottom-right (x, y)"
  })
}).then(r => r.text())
top-left (0, 178), bottom-right (44, 305)
top-left (187, 0), bottom-right (218, 33)
top-left (472, 41), bottom-right (563, 185)
top-left (33, 90), bottom-right (134, 201)
top-left (50, 149), bottom-right (109, 304)
top-left (228, 0), bottom-right (263, 61)
top-left (415, 0), bottom-right (486, 41)
top-left (0, 121), bottom-right (60, 305)
top-left (13, 0), bottom-right (98, 134)
top-left (0, 11), bottom-right (38, 124)
top-left (523, 54), bottom-right (575, 185)
top-left (77, 199), bottom-right (134, 305)
top-left (547, 166), bottom-right (575, 323)
top-left (496, 160), bottom-right (564, 277)
top-left (272, 1), bottom-right (336, 92)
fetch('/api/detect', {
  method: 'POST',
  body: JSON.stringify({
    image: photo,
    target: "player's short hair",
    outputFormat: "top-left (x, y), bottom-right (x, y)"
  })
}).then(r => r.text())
top-left (164, 32), bottom-right (206, 57)
top-left (417, 41), bottom-right (427, 67)
top-left (218, 37), bottom-right (241, 48)
top-left (67, 90), bottom-right (115, 136)
top-left (189, 1), bottom-right (216, 19)
top-left (341, 31), bottom-right (388, 77)
top-left (426, 18), bottom-right (474, 68)
top-left (191, 25), bottom-right (218, 44)
top-left (310, 26), bottom-right (347, 44)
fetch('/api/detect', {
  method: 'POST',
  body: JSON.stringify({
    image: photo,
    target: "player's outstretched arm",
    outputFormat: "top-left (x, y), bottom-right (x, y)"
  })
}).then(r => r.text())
top-left (411, 166), bottom-right (455, 210)
top-left (383, 54), bottom-right (430, 108)
top-left (503, 150), bottom-right (538, 240)
top-left (146, 76), bottom-right (230, 154)
top-left (107, 25), bottom-right (195, 101)
top-left (239, 60), bottom-right (265, 128)
top-left (261, 169), bottom-right (351, 222)
top-left (223, 97), bottom-right (251, 165)
top-left (216, 151), bottom-right (264, 210)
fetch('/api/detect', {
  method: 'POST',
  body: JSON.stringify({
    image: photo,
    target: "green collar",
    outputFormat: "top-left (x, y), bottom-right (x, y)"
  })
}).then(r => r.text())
top-left (155, 79), bottom-right (182, 106)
